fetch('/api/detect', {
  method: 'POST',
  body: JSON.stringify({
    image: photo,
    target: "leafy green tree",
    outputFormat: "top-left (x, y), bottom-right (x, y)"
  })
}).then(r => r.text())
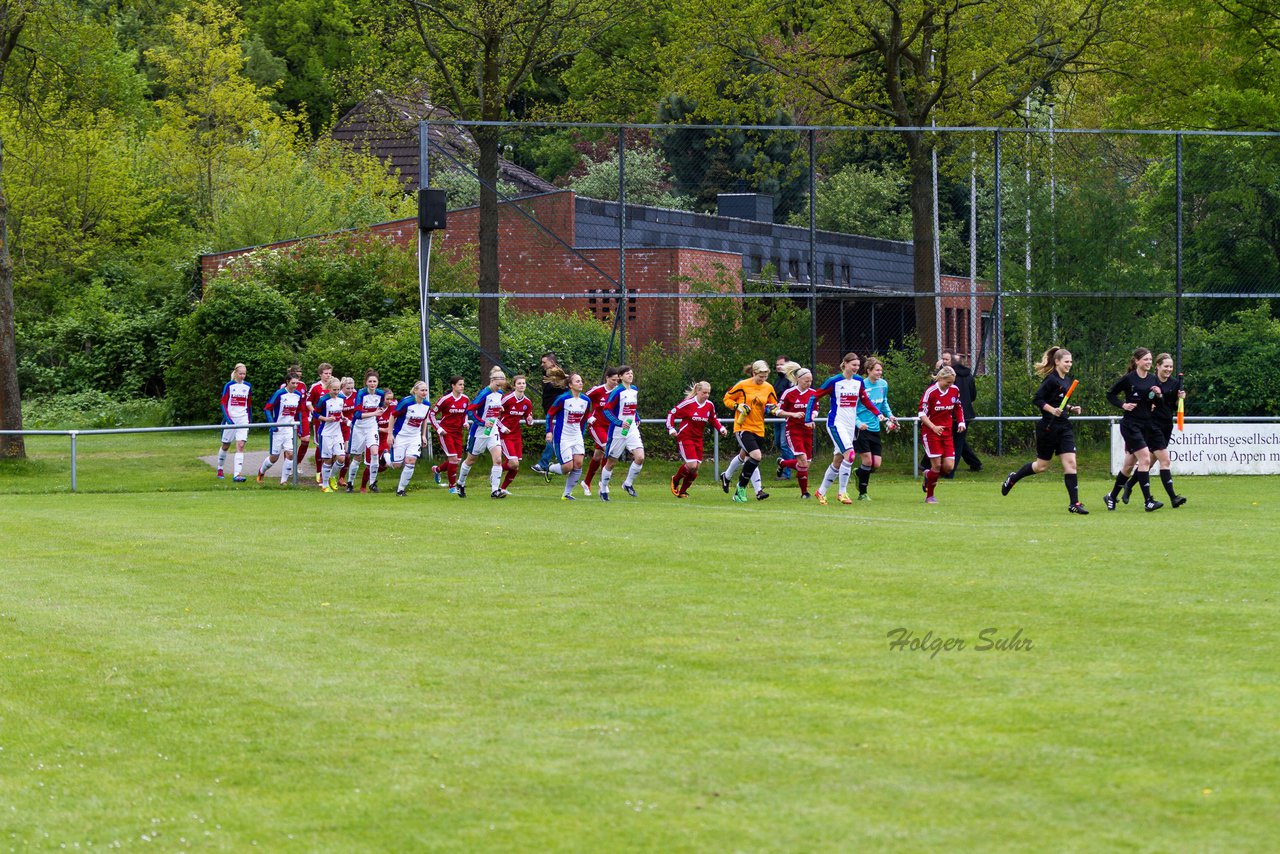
top-left (570, 146), bottom-right (693, 208)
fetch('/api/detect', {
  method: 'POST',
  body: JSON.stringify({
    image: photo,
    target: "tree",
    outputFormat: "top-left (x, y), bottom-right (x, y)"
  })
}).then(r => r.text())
top-left (362, 0), bottom-right (634, 374)
top-left (665, 0), bottom-right (1118, 360)
top-left (0, 0), bottom-right (144, 458)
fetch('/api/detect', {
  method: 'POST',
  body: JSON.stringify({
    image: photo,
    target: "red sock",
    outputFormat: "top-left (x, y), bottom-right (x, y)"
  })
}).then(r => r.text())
top-left (779, 458), bottom-right (798, 470)
top-left (447, 460), bottom-right (459, 486)
top-left (584, 455), bottom-right (601, 487)
top-left (682, 467), bottom-right (699, 491)
top-left (797, 470), bottom-right (808, 493)
top-left (926, 470), bottom-right (939, 496)
top-left (360, 466), bottom-right (369, 488)
top-left (501, 468), bottom-right (517, 489)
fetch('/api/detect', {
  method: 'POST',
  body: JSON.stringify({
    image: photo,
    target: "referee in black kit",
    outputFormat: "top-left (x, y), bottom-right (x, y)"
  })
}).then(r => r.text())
top-left (1001, 346), bottom-right (1087, 514)
top-left (1103, 347), bottom-right (1164, 512)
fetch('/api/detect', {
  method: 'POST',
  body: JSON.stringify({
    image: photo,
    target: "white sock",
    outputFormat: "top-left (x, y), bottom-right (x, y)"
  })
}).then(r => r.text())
top-left (398, 463), bottom-right (415, 492)
top-left (368, 454), bottom-right (379, 484)
top-left (624, 462), bottom-right (643, 487)
top-left (600, 468), bottom-right (613, 491)
top-left (259, 457), bottom-right (273, 475)
top-left (490, 465), bottom-right (503, 492)
top-left (348, 459), bottom-right (361, 485)
top-left (564, 468), bottom-right (581, 496)
top-left (233, 452), bottom-right (244, 477)
top-left (281, 459), bottom-right (293, 484)
top-left (217, 449), bottom-right (227, 469)
top-left (839, 461), bottom-right (852, 494)
top-left (726, 455), bottom-right (744, 480)
top-left (751, 468), bottom-right (762, 491)
top-left (458, 461), bottom-right (472, 486)
top-left (819, 464), bottom-right (838, 495)
top-left (321, 463), bottom-right (332, 484)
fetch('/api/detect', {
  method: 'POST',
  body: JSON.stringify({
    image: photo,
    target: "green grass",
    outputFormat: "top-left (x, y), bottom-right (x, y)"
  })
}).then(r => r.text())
top-left (0, 440), bottom-right (1276, 851)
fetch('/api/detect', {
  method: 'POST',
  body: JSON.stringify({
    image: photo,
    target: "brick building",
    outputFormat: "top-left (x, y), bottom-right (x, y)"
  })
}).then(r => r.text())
top-left (200, 190), bottom-right (992, 366)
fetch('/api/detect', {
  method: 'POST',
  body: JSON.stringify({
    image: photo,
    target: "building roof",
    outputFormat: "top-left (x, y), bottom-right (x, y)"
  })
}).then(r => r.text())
top-left (331, 92), bottom-right (557, 195)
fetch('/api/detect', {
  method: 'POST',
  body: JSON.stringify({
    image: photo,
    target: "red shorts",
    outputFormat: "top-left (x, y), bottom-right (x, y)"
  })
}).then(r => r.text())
top-left (502, 432), bottom-right (524, 460)
top-left (677, 437), bottom-right (705, 463)
top-left (786, 424), bottom-right (813, 458)
top-left (438, 430), bottom-right (464, 459)
top-left (589, 420), bottom-right (609, 448)
top-left (922, 427), bottom-right (956, 459)
top-left (298, 413), bottom-right (312, 435)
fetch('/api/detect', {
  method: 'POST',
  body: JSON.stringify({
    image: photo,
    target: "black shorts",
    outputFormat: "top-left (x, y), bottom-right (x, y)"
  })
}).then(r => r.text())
top-left (1146, 422), bottom-right (1172, 452)
top-left (1036, 420), bottom-right (1076, 459)
top-left (854, 429), bottom-right (883, 456)
top-left (1119, 420), bottom-right (1149, 453)
top-left (735, 431), bottom-right (763, 455)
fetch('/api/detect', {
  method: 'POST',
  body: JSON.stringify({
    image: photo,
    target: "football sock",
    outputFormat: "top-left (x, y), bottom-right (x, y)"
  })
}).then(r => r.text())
top-left (1011, 461), bottom-right (1036, 484)
top-left (501, 468), bottom-right (517, 489)
top-left (321, 463), bottom-right (332, 484)
top-left (624, 462), bottom-right (643, 487)
top-left (583, 455), bottom-right (601, 486)
top-left (259, 457), bottom-right (273, 475)
top-left (490, 465), bottom-right (503, 492)
top-left (925, 469), bottom-right (939, 497)
top-left (838, 461), bottom-right (852, 494)
top-left (797, 469), bottom-right (809, 493)
top-left (348, 459), bottom-right (361, 485)
top-left (1109, 472), bottom-right (1128, 499)
top-left (1160, 469), bottom-right (1176, 499)
top-left (725, 455), bottom-right (744, 482)
top-left (1065, 472), bottom-right (1079, 504)
top-left (549, 462), bottom-right (564, 475)
top-left (564, 469), bottom-right (581, 497)
top-left (368, 454), bottom-right (379, 485)
top-left (281, 459), bottom-right (293, 484)
top-left (751, 468), bottom-right (762, 492)
top-left (738, 458), bottom-right (759, 489)
top-left (398, 463), bottom-right (415, 492)
top-left (1138, 469), bottom-right (1153, 500)
top-left (217, 449), bottom-right (227, 470)
top-left (458, 461), bottom-right (472, 486)
top-left (818, 464), bottom-right (838, 495)
top-left (856, 464), bottom-right (872, 494)
top-left (600, 468), bottom-right (614, 491)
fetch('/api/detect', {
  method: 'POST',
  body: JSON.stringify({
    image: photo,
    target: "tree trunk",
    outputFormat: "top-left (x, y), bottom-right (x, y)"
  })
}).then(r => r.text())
top-left (906, 131), bottom-right (939, 362)
top-left (475, 37), bottom-right (503, 377)
top-left (0, 138), bottom-right (24, 458)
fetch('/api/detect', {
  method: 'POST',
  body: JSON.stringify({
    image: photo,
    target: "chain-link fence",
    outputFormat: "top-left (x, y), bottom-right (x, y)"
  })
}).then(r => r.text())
top-left (417, 120), bottom-right (1280, 456)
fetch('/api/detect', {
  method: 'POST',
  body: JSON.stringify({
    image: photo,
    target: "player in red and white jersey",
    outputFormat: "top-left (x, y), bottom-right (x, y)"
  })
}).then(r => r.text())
top-left (665, 381), bottom-right (727, 497)
top-left (429, 375), bottom-right (469, 491)
top-left (496, 375), bottom-right (536, 495)
top-left (217, 362), bottom-right (253, 482)
top-left (305, 363), bottom-right (334, 484)
top-left (919, 366), bottom-right (966, 503)
top-left (579, 366), bottom-right (620, 497)
top-left (774, 363), bottom-right (818, 498)
top-left (338, 376), bottom-right (357, 487)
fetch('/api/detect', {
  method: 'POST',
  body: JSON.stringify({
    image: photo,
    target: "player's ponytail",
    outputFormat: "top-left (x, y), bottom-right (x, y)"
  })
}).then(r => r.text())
top-left (1127, 347), bottom-right (1152, 372)
top-left (933, 366), bottom-right (957, 382)
top-left (1034, 348), bottom-right (1064, 376)
top-left (683, 380), bottom-right (710, 400)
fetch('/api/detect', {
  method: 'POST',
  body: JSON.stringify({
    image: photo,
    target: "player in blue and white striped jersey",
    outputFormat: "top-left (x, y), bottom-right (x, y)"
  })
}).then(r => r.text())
top-left (598, 365), bottom-right (645, 499)
top-left (456, 367), bottom-right (507, 499)
top-left (345, 369), bottom-right (390, 493)
top-left (257, 373), bottom-right (304, 484)
top-left (544, 372), bottom-right (593, 500)
top-left (389, 381), bottom-right (431, 496)
top-left (217, 363), bottom-right (252, 481)
top-left (804, 352), bottom-right (884, 505)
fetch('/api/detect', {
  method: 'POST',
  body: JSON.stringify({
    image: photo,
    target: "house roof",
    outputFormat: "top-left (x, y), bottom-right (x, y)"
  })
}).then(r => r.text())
top-left (331, 91), bottom-right (557, 195)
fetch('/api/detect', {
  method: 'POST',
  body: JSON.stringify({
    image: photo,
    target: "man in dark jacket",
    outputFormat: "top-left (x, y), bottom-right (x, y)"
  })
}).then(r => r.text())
top-left (946, 350), bottom-right (983, 472)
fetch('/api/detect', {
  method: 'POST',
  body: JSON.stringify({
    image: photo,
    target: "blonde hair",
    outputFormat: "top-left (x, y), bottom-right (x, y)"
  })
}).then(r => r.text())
top-left (863, 357), bottom-right (883, 375)
top-left (327, 377), bottom-right (342, 392)
top-left (410, 380), bottom-right (428, 397)
top-left (546, 367), bottom-right (568, 388)
top-left (744, 359), bottom-right (770, 376)
top-left (933, 366), bottom-right (957, 382)
top-left (779, 360), bottom-right (810, 384)
top-left (230, 363), bottom-right (246, 379)
top-left (683, 380), bottom-right (711, 399)
top-left (1033, 346), bottom-right (1070, 378)
top-left (340, 376), bottom-right (355, 388)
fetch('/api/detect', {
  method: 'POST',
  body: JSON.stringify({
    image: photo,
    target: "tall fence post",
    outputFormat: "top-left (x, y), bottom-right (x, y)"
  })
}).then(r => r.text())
top-left (808, 130), bottom-right (819, 374)
top-left (69, 431), bottom-right (77, 492)
top-left (618, 128), bottom-right (627, 364)
top-left (994, 129), bottom-right (1005, 456)
top-left (1175, 132), bottom-right (1184, 371)
top-left (713, 428), bottom-right (720, 482)
top-left (419, 122), bottom-right (435, 461)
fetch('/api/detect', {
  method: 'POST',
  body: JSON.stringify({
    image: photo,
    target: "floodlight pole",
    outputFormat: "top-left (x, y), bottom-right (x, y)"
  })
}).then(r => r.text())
top-left (1175, 133), bottom-right (1183, 372)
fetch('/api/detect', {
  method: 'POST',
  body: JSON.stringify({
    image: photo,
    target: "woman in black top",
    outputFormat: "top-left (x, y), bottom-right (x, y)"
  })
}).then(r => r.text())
top-left (1121, 353), bottom-right (1186, 507)
top-left (1001, 346), bottom-right (1088, 514)
top-left (1104, 348), bottom-right (1164, 511)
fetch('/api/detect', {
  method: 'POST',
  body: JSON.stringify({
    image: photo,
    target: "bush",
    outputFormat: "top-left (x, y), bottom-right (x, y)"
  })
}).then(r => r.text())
top-left (1183, 304), bottom-right (1280, 416)
top-left (165, 279), bottom-right (299, 423)
top-left (22, 392), bottom-right (172, 430)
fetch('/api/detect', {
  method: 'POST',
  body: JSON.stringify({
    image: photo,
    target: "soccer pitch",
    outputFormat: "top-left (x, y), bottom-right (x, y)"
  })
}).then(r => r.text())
top-left (1, 435), bottom-right (1276, 850)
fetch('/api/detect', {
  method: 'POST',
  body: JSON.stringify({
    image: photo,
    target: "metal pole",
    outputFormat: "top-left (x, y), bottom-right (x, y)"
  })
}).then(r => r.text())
top-left (618, 129), bottom-right (627, 363)
top-left (994, 130), bottom-right (1004, 455)
top-left (970, 134), bottom-right (978, 363)
top-left (1176, 133), bottom-right (1184, 371)
top-left (419, 123), bottom-right (435, 461)
top-left (69, 431), bottom-right (77, 492)
top-left (713, 429), bottom-right (720, 481)
top-left (808, 130), bottom-right (819, 374)
top-left (292, 422), bottom-right (299, 486)
top-left (932, 115), bottom-right (943, 356)
top-left (912, 425), bottom-right (919, 479)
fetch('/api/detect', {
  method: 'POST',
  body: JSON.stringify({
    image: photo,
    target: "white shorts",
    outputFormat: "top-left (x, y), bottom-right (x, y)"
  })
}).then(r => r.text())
top-left (558, 432), bottom-right (585, 461)
top-left (606, 423), bottom-right (644, 458)
top-left (350, 424), bottom-right (379, 457)
top-left (468, 428), bottom-right (502, 456)
top-left (826, 421), bottom-right (857, 454)
top-left (269, 427), bottom-right (296, 456)
top-left (221, 416), bottom-right (249, 445)
top-left (392, 431), bottom-right (423, 463)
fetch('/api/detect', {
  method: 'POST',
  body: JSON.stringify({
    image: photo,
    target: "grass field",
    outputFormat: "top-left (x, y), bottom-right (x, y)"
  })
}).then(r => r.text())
top-left (1, 433), bottom-right (1277, 851)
